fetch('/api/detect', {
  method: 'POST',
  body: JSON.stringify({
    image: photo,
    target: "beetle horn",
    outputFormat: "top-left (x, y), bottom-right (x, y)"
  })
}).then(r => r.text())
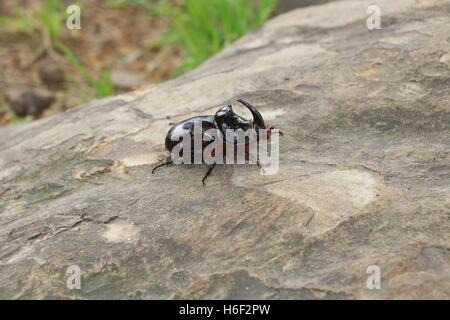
top-left (237, 99), bottom-right (265, 129)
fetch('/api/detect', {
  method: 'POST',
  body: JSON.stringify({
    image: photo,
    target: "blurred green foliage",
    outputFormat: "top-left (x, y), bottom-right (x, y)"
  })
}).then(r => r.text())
top-left (154, 0), bottom-right (279, 73)
top-left (38, 0), bottom-right (64, 43)
top-left (0, 0), bottom-right (64, 44)
top-left (56, 42), bottom-right (116, 98)
top-left (0, 0), bottom-right (115, 99)
top-left (0, 7), bottom-right (35, 34)
top-left (0, 0), bottom-right (279, 104)
top-left (2, 104), bottom-right (30, 124)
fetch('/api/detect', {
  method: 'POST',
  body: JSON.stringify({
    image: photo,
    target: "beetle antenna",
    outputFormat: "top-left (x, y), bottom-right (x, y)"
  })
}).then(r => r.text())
top-left (152, 158), bottom-right (173, 174)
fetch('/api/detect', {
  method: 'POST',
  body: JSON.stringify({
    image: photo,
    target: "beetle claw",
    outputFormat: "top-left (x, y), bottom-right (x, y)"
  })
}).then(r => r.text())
top-left (202, 163), bottom-right (216, 186)
top-left (270, 126), bottom-right (284, 136)
top-left (257, 160), bottom-right (266, 174)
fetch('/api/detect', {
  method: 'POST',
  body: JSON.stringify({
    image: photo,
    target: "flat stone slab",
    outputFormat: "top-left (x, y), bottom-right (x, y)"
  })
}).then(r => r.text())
top-left (0, 0), bottom-right (449, 299)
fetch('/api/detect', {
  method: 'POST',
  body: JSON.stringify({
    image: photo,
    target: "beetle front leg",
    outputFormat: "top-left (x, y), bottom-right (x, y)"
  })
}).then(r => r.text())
top-left (257, 160), bottom-right (266, 174)
top-left (202, 162), bottom-right (216, 186)
top-left (270, 126), bottom-right (284, 136)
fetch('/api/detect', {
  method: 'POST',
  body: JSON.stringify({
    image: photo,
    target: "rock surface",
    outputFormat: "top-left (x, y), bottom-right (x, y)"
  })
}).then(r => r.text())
top-left (0, 0), bottom-right (449, 299)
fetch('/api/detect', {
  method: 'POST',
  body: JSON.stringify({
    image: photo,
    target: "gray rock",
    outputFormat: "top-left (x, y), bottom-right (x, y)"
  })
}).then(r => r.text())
top-left (0, 0), bottom-right (449, 299)
top-left (5, 88), bottom-right (55, 118)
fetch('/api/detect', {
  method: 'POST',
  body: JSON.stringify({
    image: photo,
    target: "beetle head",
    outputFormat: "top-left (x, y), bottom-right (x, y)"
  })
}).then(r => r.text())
top-left (214, 100), bottom-right (265, 137)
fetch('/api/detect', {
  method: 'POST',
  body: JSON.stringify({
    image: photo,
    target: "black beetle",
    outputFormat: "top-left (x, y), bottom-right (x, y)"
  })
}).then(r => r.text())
top-left (152, 99), bottom-right (281, 185)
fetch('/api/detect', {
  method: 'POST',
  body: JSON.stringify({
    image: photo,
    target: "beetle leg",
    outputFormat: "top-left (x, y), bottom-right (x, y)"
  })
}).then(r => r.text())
top-left (202, 162), bottom-right (216, 186)
top-left (152, 158), bottom-right (173, 174)
top-left (270, 126), bottom-right (284, 136)
top-left (257, 160), bottom-right (266, 174)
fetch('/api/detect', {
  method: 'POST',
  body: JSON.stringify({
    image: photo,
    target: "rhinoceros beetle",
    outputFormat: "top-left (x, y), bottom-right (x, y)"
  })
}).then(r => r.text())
top-left (152, 99), bottom-right (281, 185)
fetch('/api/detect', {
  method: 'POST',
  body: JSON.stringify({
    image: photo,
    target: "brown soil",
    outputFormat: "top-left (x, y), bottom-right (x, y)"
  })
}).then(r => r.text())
top-left (0, 0), bottom-right (312, 127)
top-left (0, 0), bottom-right (182, 126)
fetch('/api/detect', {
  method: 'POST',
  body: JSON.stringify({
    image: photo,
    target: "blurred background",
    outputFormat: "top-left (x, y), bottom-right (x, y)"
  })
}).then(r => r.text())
top-left (0, 0), bottom-right (326, 126)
